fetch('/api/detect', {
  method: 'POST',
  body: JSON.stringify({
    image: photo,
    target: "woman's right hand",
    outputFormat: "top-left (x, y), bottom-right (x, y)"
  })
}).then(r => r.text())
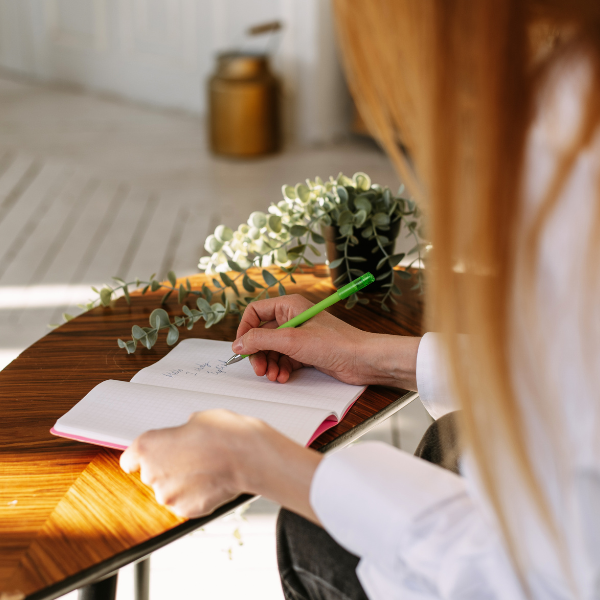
top-left (231, 294), bottom-right (421, 390)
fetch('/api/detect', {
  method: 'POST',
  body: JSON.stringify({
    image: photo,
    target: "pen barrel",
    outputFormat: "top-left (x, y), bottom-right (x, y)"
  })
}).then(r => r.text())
top-left (277, 292), bottom-right (342, 329)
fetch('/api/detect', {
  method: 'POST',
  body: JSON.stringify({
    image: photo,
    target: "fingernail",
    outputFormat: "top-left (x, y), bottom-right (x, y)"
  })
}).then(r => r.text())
top-left (232, 338), bottom-right (243, 353)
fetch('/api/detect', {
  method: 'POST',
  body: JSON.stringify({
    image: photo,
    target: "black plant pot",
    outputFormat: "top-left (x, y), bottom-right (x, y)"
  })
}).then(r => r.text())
top-left (322, 220), bottom-right (401, 293)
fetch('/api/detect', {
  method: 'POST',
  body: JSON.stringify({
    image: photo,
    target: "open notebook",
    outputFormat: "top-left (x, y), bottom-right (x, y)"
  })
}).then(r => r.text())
top-left (51, 339), bottom-right (366, 448)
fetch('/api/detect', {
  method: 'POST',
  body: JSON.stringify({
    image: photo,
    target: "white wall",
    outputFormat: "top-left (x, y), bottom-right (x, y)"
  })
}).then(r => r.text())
top-left (0, 0), bottom-right (351, 145)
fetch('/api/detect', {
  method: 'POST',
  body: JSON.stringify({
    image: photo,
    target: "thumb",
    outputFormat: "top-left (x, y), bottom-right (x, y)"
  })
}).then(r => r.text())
top-left (232, 327), bottom-right (305, 358)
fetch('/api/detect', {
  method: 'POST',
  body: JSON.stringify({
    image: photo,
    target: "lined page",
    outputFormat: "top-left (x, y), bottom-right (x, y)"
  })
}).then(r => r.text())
top-left (55, 380), bottom-right (333, 448)
top-left (131, 339), bottom-right (365, 420)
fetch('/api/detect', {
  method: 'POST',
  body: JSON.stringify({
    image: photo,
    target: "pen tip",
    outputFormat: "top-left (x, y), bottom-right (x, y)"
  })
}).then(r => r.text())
top-left (225, 355), bottom-right (242, 366)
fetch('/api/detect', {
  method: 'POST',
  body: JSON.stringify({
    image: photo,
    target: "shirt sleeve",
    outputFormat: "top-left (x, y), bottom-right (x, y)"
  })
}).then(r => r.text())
top-left (310, 442), bottom-right (522, 600)
top-left (416, 332), bottom-right (460, 419)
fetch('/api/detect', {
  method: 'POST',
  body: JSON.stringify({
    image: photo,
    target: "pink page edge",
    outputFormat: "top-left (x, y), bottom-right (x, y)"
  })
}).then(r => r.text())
top-left (50, 427), bottom-right (127, 451)
top-left (50, 387), bottom-right (366, 450)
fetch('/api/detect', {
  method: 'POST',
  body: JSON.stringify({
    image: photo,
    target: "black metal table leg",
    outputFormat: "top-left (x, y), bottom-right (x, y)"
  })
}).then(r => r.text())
top-left (135, 557), bottom-right (150, 600)
top-left (77, 572), bottom-right (118, 600)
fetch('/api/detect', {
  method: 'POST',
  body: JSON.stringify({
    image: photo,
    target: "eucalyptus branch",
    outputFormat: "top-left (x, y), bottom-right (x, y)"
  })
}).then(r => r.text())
top-left (88, 172), bottom-right (426, 353)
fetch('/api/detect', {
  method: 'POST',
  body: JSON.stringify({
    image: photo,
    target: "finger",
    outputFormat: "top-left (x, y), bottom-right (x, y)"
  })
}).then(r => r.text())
top-left (120, 439), bottom-right (142, 473)
top-left (235, 295), bottom-right (312, 339)
top-left (276, 354), bottom-right (295, 383)
top-left (232, 326), bottom-right (309, 361)
top-left (249, 351), bottom-right (267, 376)
top-left (266, 350), bottom-right (281, 382)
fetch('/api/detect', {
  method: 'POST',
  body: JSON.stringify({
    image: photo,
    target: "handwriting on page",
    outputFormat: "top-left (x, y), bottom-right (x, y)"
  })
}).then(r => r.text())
top-left (162, 360), bottom-right (228, 379)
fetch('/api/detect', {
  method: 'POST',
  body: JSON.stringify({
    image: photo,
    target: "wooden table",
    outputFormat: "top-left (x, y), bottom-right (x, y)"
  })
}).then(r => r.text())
top-left (0, 267), bottom-right (423, 600)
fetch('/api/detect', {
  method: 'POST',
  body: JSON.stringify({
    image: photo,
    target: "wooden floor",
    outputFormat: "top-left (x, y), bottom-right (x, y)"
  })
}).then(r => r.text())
top-left (0, 74), bottom-right (432, 600)
top-left (0, 74), bottom-right (404, 363)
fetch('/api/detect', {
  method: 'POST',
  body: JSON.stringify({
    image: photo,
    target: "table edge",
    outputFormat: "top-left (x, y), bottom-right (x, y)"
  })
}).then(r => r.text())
top-left (25, 391), bottom-right (419, 600)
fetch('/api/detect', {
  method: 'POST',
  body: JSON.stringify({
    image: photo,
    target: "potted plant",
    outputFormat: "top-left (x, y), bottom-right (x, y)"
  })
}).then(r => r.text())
top-left (84, 172), bottom-right (425, 353)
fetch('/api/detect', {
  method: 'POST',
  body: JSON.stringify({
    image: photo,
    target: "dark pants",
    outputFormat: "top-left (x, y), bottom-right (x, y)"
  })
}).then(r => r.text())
top-left (276, 412), bottom-right (460, 600)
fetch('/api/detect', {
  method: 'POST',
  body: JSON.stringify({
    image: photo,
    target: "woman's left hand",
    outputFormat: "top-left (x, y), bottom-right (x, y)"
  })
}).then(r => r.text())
top-left (120, 409), bottom-right (322, 522)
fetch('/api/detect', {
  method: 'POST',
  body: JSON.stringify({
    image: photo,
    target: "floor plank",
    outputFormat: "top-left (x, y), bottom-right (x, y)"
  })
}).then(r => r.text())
top-left (0, 161), bottom-right (70, 279)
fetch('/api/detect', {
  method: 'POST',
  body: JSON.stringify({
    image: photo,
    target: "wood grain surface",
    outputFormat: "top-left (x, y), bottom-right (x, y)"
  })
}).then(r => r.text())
top-left (0, 266), bottom-right (423, 599)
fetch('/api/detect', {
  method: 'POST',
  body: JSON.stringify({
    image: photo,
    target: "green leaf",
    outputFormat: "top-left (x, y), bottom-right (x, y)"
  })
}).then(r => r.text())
top-left (174, 315), bottom-right (185, 327)
top-left (167, 271), bottom-right (177, 286)
top-left (282, 184), bottom-right (297, 200)
top-left (361, 226), bottom-right (373, 239)
top-left (182, 305), bottom-right (193, 317)
top-left (166, 325), bottom-right (179, 345)
top-left (220, 272), bottom-right (234, 287)
top-left (186, 278), bottom-right (191, 291)
top-left (161, 289), bottom-right (173, 304)
top-left (118, 338), bottom-right (137, 354)
top-left (262, 269), bottom-right (278, 287)
top-left (376, 270), bottom-right (393, 281)
top-left (212, 278), bottom-right (222, 288)
top-left (242, 274), bottom-right (255, 292)
top-left (290, 225), bottom-right (308, 237)
top-left (304, 257), bottom-right (314, 267)
top-left (197, 298), bottom-right (213, 316)
top-left (151, 280), bottom-right (161, 292)
top-left (246, 276), bottom-right (264, 289)
top-left (311, 230), bottom-right (325, 244)
top-left (278, 283), bottom-right (286, 296)
top-left (267, 214), bottom-right (282, 233)
top-left (345, 293), bottom-right (358, 309)
top-left (357, 297), bottom-right (370, 305)
top-left (349, 269), bottom-right (364, 276)
top-left (336, 243), bottom-right (346, 251)
top-left (178, 284), bottom-right (187, 304)
top-left (336, 186), bottom-right (349, 203)
top-left (328, 257), bottom-right (345, 269)
top-left (376, 256), bottom-right (390, 270)
top-left (62, 313), bottom-right (74, 322)
top-left (202, 283), bottom-right (213, 301)
top-left (100, 287), bottom-right (112, 306)
top-left (347, 256), bottom-right (367, 262)
top-left (353, 172), bottom-right (371, 191)
top-left (354, 209), bottom-right (367, 227)
top-left (387, 253), bottom-right (405, 267)
top-left (142, 284), bottom-right (150, 294)
top-left (372, 212), bottom-right (390, 227)
top-left (287, 244), bottom-right (306, 255)
top-left (338, 210), bottom-right (353, 226)
top-left (333, 272), bottom-right (348, 286)
top-left (339, 223), bottom-right (353, 236)
top-left (91, 286), bottom-right (99, 294)
top-left (227, 260), bottom-right (243, 272)
top-left (354, 196), bottom-right (372, 213)
top-left (121, 285), bottom-right (130, 305)
top-left (392, 285), bottom-right (402, 296)
top-left (308, 244), bottom-right (321, 257)
top-left (295, 183), bottom-right (311, 203)
top-left (150, 308), bottom-right (170, 329)
top-left (112, 276), bottom-right (126, 285)
top-left (380, 302), bottom-right (391, 312)
top-left (132, 324), bottom-right (147, 340)
top-left (398, 270), bottom-right (412, 279)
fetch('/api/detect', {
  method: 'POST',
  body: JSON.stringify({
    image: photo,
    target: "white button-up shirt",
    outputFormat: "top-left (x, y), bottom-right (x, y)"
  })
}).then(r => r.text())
top-left (310, 55), bottom-right (600, 599)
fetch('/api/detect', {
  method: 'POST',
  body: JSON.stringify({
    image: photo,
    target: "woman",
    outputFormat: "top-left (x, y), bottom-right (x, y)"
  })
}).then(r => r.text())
top-left (120, 1), bottom-right (600, 598)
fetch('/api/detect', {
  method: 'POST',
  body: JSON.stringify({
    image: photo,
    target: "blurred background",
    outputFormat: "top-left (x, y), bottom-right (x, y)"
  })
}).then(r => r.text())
top-left (0, 2), bottom-right (430, 598)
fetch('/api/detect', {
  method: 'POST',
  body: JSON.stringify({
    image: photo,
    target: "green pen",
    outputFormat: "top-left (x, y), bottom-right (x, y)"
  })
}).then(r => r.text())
top-left (225, 272), bottom-right (375, 366)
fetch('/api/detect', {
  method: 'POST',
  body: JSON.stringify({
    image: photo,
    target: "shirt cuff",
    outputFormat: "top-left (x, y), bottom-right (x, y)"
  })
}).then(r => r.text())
top-left (416, 332), bottom-right (459, 419)
top-left (310, 441), bottom-right (467, 571)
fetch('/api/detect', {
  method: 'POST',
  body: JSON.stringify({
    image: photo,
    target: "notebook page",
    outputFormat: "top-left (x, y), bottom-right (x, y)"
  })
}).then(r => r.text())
top-left (54, 380), bottom-right (333, 448)
top-left (131, 339), bottom-right (365, 420)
